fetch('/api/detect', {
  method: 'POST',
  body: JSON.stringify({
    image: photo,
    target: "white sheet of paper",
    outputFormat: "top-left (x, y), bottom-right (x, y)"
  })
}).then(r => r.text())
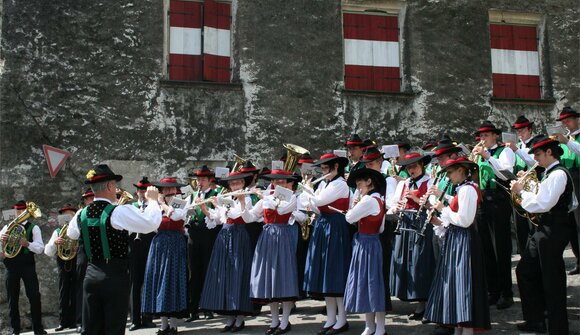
top-left (382, 145), bottom-right (400, 159)
top-left (2, 209), bottom-right (17, 221)
top-left (217, 197), bottom-right (235, 208)
top-left (501, 132), bottom-right (518, 144)
top-left (333, 149), bottom-right (347, 158)
top-left (273, 186), bottom-right (293, 202)
top-left (57, 214), bottom-right (73, 226)
top-left (271, 160), bottom-right (284, 171)
top-left (546, 124), bottom-right (566, 136)
top-left (215, 167), bottom-right (230, 179)
top-left (169, 197), bottom-right (187, 210)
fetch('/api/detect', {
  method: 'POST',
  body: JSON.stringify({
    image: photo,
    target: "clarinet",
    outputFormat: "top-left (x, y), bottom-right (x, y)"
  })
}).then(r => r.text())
top-left (413, 168), bottom-right (441, 223)
top-left (416, 179), bottom-right (450, 244)
top-left (393, 179), bottom-right (411, 235)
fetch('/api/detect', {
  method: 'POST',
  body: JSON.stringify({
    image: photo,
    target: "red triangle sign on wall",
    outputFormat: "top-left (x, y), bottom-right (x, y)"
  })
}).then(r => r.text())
top-left (42, 145), bottom-right (70, 178)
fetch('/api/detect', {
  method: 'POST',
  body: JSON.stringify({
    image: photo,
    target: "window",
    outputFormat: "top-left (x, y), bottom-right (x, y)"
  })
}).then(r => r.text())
top-left (342, 11), bottom-right (401, 92)
top-left (489, 11), bottom-right (544, 100)
top-left (167, 0), bottom-right (231, 82)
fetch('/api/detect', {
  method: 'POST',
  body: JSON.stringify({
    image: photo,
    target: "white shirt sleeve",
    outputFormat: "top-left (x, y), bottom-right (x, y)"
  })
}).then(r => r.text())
top-left (345, 195), bottom-right (381, 224)
top-left (110, 201), bottom-right (162, 234)
top-left (274, 194), bottom-right (297, 215)
top-left (521, 169), bottom-right (567, 213)
top-left (515, 147), bottom-right (537, 168)
top-left (384, 177), bottom-right (398, 209)
top-left (387, 180), bottom-right (406, 214)
top-left (66, 209), bottom-right (82, 240)
top-left (24, 224), bottom-right (45, 255)
top-left (312, 179), bottom-right (350, 207)
top-left (567, 139), bottom-right (580, 155)
top-left (291, 193), bottom-right (309, 224)
top-left (44, 230), bottom-right (58, 257)
top-left (487, 146), bottom-right (516, 181)
top-left (169, 207), bottom-right (187, 221)
top-left (242, 199), bottom-right (264, 223)
top-left (440, 186), bottom-right (478, 228)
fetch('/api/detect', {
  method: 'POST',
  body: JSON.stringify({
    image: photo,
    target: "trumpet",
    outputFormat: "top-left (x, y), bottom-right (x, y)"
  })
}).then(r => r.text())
top-left (468, 140), bottom-right (485, 162)
top-left (116, 188), bottom-right (134, 205)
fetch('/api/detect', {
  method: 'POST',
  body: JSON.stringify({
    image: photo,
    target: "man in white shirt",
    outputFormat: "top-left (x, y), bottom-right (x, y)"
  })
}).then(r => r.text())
top-left (511, 137), bottom-right (573, 334)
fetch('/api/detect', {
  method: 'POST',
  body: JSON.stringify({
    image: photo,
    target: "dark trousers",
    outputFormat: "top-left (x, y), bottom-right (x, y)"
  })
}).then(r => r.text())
top-left (57, 259), bottom-right (77, 327)
top-left (5, 263), bottom-right (43, 333)
top-left (129, 233), bottom-right (154, 325)
top-left (188, 225), bottom-right (221, 314)
top-left (83, 260), bottom-right (130, 335)
top-left (477, 190), bottom-right (513, 298)
top-left (569, 166), bottom-right (580, 265)
top-left (76, 247), bottom-right (88, 327)
top-left (514, 213), bottom-right (532, 254)
top-left (296, 224), bottom-right (311, 297)
top-left (516, 219), bottom-right (570, 334)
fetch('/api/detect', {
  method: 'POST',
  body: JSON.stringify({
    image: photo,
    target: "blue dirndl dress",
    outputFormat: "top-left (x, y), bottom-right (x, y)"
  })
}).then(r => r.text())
top-left (250, 209), bottom-right (299, 302)
top-left (142, 217), bottom-right (188, 317)
top-left (199, 217), bottom-right (253, 315)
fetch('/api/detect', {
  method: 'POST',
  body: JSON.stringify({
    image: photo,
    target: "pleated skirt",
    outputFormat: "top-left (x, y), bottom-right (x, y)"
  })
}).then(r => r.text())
top-left (344, 233), bottom-right (386, 313)
top-left (250, 224), bottom-right (299, 302)
top-left (199, 223), bottom-right (253, 315)
top-left (142, 230), bottom-right (188, 317)
top-left (425, 225), bottom-right (491, 329)
top-left (303, 212), bottom-right (351, 298)
top-left (390, 211), bottom-right (436, 301)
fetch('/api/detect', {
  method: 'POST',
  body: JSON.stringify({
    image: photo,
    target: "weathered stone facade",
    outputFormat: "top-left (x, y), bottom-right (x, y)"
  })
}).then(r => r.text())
top-left (0, 0), bottom-right (577, 331)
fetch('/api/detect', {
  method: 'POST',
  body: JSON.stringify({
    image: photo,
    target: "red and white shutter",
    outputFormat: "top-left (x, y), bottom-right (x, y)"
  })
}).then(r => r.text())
top-left (203, 0), bottom-right (231, 82)
top-left (490, 24), bottom-right (541, 99)
top-left (343, 13), bottom-right (400, 92)
top-left (169, 0), bottom-right (203, 81)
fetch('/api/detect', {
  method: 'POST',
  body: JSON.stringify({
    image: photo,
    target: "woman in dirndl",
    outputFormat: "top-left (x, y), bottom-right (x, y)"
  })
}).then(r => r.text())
top-left (197, 171), bottom-right (255, 332)
top-left (141, 178), bottom-right (189, 335)
top-left (425, 157), bottom-right (490, 335)
top-left (240, 169), bottom-right (299, 334)
top-left (388, 153), bottom-right (434, 319)
top-left (303, 153), bottom-right (352, 335)
top-left (344, 168), bottom-right (388, 335)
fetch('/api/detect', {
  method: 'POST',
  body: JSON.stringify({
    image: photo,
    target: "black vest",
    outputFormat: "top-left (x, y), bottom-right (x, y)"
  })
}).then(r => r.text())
top-left (77, 200), bottom-right (129, 262)
top-left (540, 165), bottom-right (573, 218)
top-left (3, 221), bottom-right (36, 268)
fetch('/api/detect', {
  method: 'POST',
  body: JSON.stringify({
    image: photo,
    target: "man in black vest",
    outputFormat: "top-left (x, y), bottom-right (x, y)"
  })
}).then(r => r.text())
top-left (128, 177), bottom-right (157, 331)
top-left (511, 137), bottom-right (574, 334)
top-left (185, 165), bottom-right (220, 321)
top-left (66, 165), bottom-right (161, 335)
top-left (1, 200), bottom-right (47, 335)
top-left (345, 133), bottom-right (365, 176)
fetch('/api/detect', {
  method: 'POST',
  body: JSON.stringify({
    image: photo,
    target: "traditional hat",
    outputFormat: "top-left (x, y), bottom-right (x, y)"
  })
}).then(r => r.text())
top-left (218, 171), bottom-right (254, 188)
top-left (422, 138), bottom-right (438, 150)
top-left (362, 139), bottom-right (377, 149)
top-left (557, 106), bottom-right (579, 121)
top-left (529, 136), bottom-right (564, 155)
top-left (347, 168), bottom-right (386, 196)
top-left (58, 204), bottom-right (77, 214)
top-left (394, 139), bottom-right (411, 151)
top-left (81, 188), bottom-right (94, 198)
top-left (133, 176), bottom-right (152, 189)
top-left (259, 167), bottom-right (271, 176)
top-left (474, 120), bottom-right (502, 135)
top-left (345, 133), bottom-right (364, 147)
top-left (152, 177), bottom-right (187, 188)
top-left (441, 156), bottom-right (478, 172)
top-left (398, 153), bottom-right (431, 167)
top-left (512, 115), bottom-right (534, 129)
top-left (360, 146), bottom-right (383, 163)
top-left (298, 153), bottom-right (314, 165)
top-left (433, 138), bottom-right (462, 157)
top-left (312, 153), bottom-right (349, 167)
top-left (261, 169), bottom-right (298, 181)
top-left (195, 165), bottom-right (215, 177)
top-left (240, 161), bottom-right (259, 174)
top-left (84, 164), bottom-right (123, 185)
top-left (12, 200), bottom-right (27, 210)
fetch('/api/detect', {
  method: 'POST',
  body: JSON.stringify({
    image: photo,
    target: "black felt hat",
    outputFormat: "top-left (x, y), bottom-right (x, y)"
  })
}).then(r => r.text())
top-left (239, 160), bottom-right (259, 174)
top-left (345, 133), bottom-right (364, 147)
top-left (360, 146), bottom-right (383, 163)
top-left (398, 153), bottom-right (431, 167)
top-left (218, 172), bottom-right (254, 188)
top-left (12, 200), bottom-right (27, 210)
top-left (394, 139), bottom-right (411, 151)
top-left (312, 153), bottom-right (349, 167)
top-left (474, 120), bottom-right (502, 135)
top-left (347, 168), bottom-right (386, 196)
top-left (422, 138), bottom-right (438, 150)
top-left (152, 177), bottom-right (187, 188)
top-left (529, 136), bottom-right (564, 156)
top-left (557, 106), bottom-right (579, 121)
top-left (261, 169), bottom-right (298, 181)
top-left (58, 204), bottom-right (77, 214)
top-left (512, 115), bottom-right (534, 129)
top-left (133, 176), bottom-right (152, 189)
top-left (433, 138), bottom-right (462, 157)
top-left (84, 164), bottom-right (123, 185)
top-left (194, 165), bottom-right (215, 177)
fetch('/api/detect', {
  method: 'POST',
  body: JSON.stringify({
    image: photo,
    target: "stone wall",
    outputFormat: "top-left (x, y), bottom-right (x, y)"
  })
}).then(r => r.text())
top-left (0, 0), bottom-right (578, 331)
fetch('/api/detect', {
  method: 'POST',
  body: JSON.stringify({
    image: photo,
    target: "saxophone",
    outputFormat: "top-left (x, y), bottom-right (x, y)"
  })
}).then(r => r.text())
top-left (57, 221), bottom-right (78, 261)
top-left (3, 202), bottom-right (42, 258)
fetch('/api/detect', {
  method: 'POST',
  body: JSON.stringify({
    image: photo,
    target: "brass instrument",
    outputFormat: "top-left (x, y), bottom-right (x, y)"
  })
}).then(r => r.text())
top-left (3, 202), bottom-right (42, 258)
top-left (116, 188), bottom-right (134, 205)
top-left (301, 202), bottom-right (314, 241)
top-left (57, 221), bottom-right (78, 261)
top-left (511, 162), bottom-right (540, 225)
top-left (283, 143), bottom-right (310, 173)
top-left (231, 154), bottom-right (246, 173)
top-left (388, 158), bottom-right (398, 177)
top-left (468, 140), bottom-right (485, 162)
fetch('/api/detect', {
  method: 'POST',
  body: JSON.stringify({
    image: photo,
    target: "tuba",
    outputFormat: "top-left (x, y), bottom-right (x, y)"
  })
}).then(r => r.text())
top-left (283, 143), bottom-right (310, 173)
top-left (511, 163), bottom-right (540, 225)
top-left (3, 202), bottom-right (42, 258)
top-left (57, 221), bottom-right (78, 261)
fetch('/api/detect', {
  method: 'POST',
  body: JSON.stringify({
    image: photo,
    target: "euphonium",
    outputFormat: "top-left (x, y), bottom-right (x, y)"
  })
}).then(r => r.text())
top-left (511, 163), bottom-right (540, 225)
top-left (116, 188), bottom-right (134, 205)
top-left (468, 140), bottom-right (485, 162)
top-left (57, 222), bottom-right (78, 261)
top-left (3, 202), bottom-right (42, 258)
top-left (283, 143), bottom-right (310, 173)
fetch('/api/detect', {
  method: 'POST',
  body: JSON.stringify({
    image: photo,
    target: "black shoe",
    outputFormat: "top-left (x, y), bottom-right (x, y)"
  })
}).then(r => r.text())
top-left (55, 325), bottom-right (66, 332)
top-left (274, 322), bottom-right (291, 334)
top-left (409, 311), bottom-right (424, 320)
top-left (326, 322), bottom-right (349, 335)
top-left (184, 314), bottom-right (199, 322)
top-left (34, 331), bottom-right (48, 335)
top-left (516, 321), bottom-right (546, 333)
top-left (220, 324), bottom-right (234, 333)
top-left (232, 321), bottom-right (245, 333)
top-left (487, 294), bottom-right (499, 305)
top-left (266, 322), bottom-right (280, 335)
top-left (316, 323), bottom-right (335, 335)
top-left (430, 325), bottom-right (454, 335)
top-left (142, 321), bottom-right (157, 328)
top-left (129, 324), bottom-right (142, 331)
top-left (496, 296), bottom-right (514, 309)
top-left (204, 311), bottom-right (215, 320)
top-left (569, 266), bottom-right (580, 275)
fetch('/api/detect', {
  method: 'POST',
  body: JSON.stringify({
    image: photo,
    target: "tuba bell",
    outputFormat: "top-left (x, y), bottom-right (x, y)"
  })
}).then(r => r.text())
top-left (283, 143), bottom-right (310, 173)
top-left (3, 202), bottom-right (42, 258)
top-left (57, 221), bottom-right (78, 261)
top-left (511, 163), bottom-right (540, 225)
